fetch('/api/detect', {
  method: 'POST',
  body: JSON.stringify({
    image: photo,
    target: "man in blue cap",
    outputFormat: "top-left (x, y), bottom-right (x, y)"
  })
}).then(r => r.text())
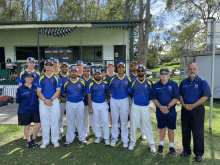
top-left (52, 58), bottom-right (60, 76)
top-left (82, 65), bottom-right (94, 136)
top-left (58, 62), bottom-right (70, 140)
top-left (87, 69), bottom-right (110, 145)
top-left (108, 62), bottom-right (131, 148)
top-left (37, 59), bottom-right (62, 149)
top-left (152, 67), bottom-right (179, 156)
top-left (76, 60), bottom-right (84, 78)
top-left (128, 64), bottom-right (156, 153)
top-left (62, 66), bottom-right (87, 147)
top-left (179, 63), bottom-right (211, 162)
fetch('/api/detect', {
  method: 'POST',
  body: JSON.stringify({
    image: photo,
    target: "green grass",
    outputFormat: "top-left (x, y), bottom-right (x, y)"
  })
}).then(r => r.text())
top-left (0, 101), bottom-right (220, 165)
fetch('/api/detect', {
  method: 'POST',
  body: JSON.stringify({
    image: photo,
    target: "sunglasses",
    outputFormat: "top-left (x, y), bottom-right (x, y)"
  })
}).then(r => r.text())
top-left (160, 72), bottom-right (169, 75)
top-left (45, 64), bottom-right (53, 66)
top-left (137, 70), bottom-right (145, 73)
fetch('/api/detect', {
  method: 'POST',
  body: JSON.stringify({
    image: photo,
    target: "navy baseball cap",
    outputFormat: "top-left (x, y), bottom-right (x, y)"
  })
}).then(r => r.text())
top-left (117, 62), bottom-right (125, 67)
top-left (27, 57), bottom-right (35, 62)
top-left (160, 67), bottom-right (169, 73)
top-left (53, 58), bottom-right (59, 62)
top-left (130, 61), bottom-right (138, 66)
top-left (138, 64), bottom-right (146, 69)
top-left (70, 66), bottom-right (78, 71)
top-left (107, 62), bottom-right (114, 66)
top-left (44, 59), bottom-right (53, 64)
top-left (84, 66), bottom-right (90, 70)
top-left (76, 60), bottom-right (83, 65)
top-left (94, 69), bottom-right (101, 73)
top-left (24, 72), bottom-right (34, 78)
top-left (61, 62), bottom-right (68, 66)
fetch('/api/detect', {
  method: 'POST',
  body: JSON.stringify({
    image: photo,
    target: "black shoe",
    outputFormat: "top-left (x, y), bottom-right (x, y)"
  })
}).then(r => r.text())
top-left (27, 141), bottom-right (34, 149)
top-left (64, 141), bottom-right (71, 147)
top-left (169, 147), bottom-right (177, 156)
top-left (180, 150), bottom-right (191, 157)
top-left (31, 140), bottom-right (38, 147)
top-left (194, 156), bottom-right (202, 162)
top-left (157, 145), bottom-right (164, 154)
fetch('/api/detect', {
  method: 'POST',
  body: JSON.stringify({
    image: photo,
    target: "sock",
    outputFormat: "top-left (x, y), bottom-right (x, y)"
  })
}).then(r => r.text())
top-left (169, 143), bottom-right (174, 148)
top-left (159, 141), bottom-right (164, 146)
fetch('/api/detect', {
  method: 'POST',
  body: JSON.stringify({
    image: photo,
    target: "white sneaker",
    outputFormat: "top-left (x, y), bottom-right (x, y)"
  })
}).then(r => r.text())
top-left (105, 139), bottom-right (110, 146)
top-left (142, 134), bottom-right (147, 141)
top-left (81, 140), bottom-right (87, 145)
top-left (150, 143), bottom-right (156, 153)
top-left (123, 142), bottom-right (128, 148)
top-left (40, 143), bottom-right (48, 149)
top-left (95, 137), bottom-right (101, 144)
top-left (58, 133), bottom-right (62, 140)
top-left (128, 142), bottom-right (135, 150)
top-left (53, 142), bottom-right (60, 148)
top-left (110, 139), bottom-right (118, 147)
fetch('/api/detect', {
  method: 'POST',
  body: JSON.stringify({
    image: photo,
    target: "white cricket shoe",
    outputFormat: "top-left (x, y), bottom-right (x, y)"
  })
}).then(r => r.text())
top-left (142, 134), bottom-right (147, 141)
top-left (150, 143), bottom-right (157, 153)
top-left (40, 143), bottom-right (49, 149)
top-left (110, 139), bottom-right (118, 147)
top-left (105, 139), bottom-right (110, 146)
top-left (123, 142), bottom-right (128, 148)
top-left (128, 142), bottom-right (135, 150)
top-left (53, 142), bottom-right (60, 148)
top-left (95, 137), bottom-right (101, 144)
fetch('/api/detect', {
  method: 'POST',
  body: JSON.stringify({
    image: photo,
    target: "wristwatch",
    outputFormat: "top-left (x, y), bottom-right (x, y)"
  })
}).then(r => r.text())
top-left (50, 98), bottom-right (54, 102)
top-left (167, 105), bottom-right (170, 110)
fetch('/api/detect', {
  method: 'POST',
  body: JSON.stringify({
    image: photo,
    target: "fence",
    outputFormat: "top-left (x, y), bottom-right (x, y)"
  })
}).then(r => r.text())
top-left (0, 85), bottom-right (18, 98)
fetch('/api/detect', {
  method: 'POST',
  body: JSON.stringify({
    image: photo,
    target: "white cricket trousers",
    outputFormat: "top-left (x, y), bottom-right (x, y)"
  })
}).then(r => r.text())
top-left (66, 101), bottom-right (85, 142)
top-left (110, 97), bottom-right (129, 143)
top-left (59, 102), bottom-right (66, 134)
top-left (92, 101), bottom-right (109, 139)
top-left (84, 105), bottom-right (94, 134)
top-left (130, 104), bottom-right (154, 144)
top-left (39, 98), bottom-right (60, 144)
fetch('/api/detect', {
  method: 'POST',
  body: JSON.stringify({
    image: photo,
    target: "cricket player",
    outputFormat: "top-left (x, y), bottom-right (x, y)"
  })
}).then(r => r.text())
top-left (102, 62), bottom-right (115, 129)
top-left (62, 66), bottom-right (87, 147)
top-left (52, 58), bottom-right (60, 76)
top-left (128, 64), bottom-right (156, 153)
top-left (58, 62), bottom-right (70, 140)
top-left (37, 59), bottom-right (62, 149)
top-left (108, 62), bottom-right (131, 148)
top-left (82, 65), bottom-right (94, 136)
top-left (76, 60), bottom-right (84, 78)
top-left (87, 69), bottom-right (110, 145)
top-left (152, 67), bottom-right (179, 156)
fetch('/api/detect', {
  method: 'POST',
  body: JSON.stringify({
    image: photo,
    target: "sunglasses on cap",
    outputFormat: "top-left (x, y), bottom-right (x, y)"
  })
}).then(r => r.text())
top-left (137, 70), bottom-right (145, 73)
top-left (160, 72), bottom-right (169, 75)
top-left (45, 63), bottom-right (53, 66)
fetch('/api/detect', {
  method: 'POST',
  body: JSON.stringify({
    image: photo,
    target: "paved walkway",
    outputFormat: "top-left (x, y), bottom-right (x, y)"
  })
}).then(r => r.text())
top-left (0, 99), bottom-right (156, 125)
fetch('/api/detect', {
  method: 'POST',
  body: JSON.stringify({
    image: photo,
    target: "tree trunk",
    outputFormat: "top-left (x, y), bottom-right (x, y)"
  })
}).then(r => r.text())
top-left (56, 0), bottom-right (59, 12)
top-left (41, 0), bottom-right (44, 21)
top-left (32, 0), bottom-right (36, 21)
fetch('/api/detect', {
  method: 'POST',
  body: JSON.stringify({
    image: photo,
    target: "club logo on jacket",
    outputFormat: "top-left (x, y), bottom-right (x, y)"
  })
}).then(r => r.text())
top-left (195, 84), bottom-right (198, 88)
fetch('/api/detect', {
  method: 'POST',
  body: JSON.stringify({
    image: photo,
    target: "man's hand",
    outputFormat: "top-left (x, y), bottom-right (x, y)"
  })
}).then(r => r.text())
top-left (188, 104), bottom-right (195, 110)
top-left (89, 107), bottom-right (93, 114)
top-left (44, 99), bottom-right (53, 106)
top-left (183, 104), bottom-right (194, 111)
top-left (160, 106), bottom-right (169, 114)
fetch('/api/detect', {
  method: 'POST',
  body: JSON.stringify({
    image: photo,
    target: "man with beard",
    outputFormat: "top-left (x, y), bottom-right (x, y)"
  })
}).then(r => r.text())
top-left (76, 60), bottom-right (84, 78)
top-left (129, 61), bottom-right (147, 141)
top-left (87, 69), bottom-right (110, 145)
top-left (58, 62), bottom-right (70, 140)
top-left (62, 66), bottom-right (87, 147)
top-left (128, 64), bottom-right (156, 153)
top-left (37, 59), bottom-right (62, 149)
top-left (152, 68), bottom-right (179, 156)
top-left (179, 63), bottom-right (211, 162)
top-left (109, 62), bottom-right (131, 148)
top-left (103, 62), bottom-right (115, 128)
top-left (82, 66), bottom-right (94, 136)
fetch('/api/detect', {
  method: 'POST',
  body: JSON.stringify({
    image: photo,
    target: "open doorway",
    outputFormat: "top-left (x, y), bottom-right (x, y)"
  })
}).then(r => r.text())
top-left (0, 47), bottom-right (5, 70)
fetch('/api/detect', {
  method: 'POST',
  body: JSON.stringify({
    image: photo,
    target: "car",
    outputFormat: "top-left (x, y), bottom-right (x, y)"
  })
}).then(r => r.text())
top-left (146, 69), bottom-right (152, 77)
top-left (174, 69), bottom-right (181, 76)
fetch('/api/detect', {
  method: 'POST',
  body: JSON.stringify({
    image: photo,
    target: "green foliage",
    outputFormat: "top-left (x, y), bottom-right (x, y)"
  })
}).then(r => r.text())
top-left (164, 61), bottom-right (180, 66)
top-left (147, 46), bottom-right (161, 68)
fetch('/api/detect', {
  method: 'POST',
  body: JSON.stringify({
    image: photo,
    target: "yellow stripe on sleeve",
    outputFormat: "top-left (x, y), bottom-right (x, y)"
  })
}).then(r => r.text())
top-left (89, 82), bottom-right (94, 91)
top-left (109, 77), bottom-right (115, 86)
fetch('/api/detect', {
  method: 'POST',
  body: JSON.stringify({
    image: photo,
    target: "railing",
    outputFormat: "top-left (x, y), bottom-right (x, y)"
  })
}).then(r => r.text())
top-left (0, 85), bottom-right (18, 98)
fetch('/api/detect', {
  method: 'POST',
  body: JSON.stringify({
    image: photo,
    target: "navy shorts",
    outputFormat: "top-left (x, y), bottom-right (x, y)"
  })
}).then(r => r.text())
top-left (156, 109), bottom-right (177, 130)
top-left (18, 113), bottom-right (40, 126)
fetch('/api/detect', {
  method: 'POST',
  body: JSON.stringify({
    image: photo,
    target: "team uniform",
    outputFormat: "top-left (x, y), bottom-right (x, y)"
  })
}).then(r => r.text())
top-left (128, 76), bottom-right (155, 147)
top-left (82, 76), bottom-right (94, 135)
top-left (37, 73), bottom-right (62, 145)
top-left (87, 79), bottom-right (109, 141)
top-left (16, 84), bottom-right (40, 125)
top-left (62, 78), bottom-right (86, 143)
top-left (58, 72), bottom-right (70, 136)
top-left (17, 69), bottom-right (40, 87)
top-left (179, 76), bottom-right (211, 157)
top-left (153, 80), bottom-right (179, 130)
top-left (108, 74), bottom-right (131, 145)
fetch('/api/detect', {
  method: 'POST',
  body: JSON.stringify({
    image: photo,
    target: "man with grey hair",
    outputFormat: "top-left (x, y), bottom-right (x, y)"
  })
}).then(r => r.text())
top-left (179, 63), bottom-right (211, 162)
